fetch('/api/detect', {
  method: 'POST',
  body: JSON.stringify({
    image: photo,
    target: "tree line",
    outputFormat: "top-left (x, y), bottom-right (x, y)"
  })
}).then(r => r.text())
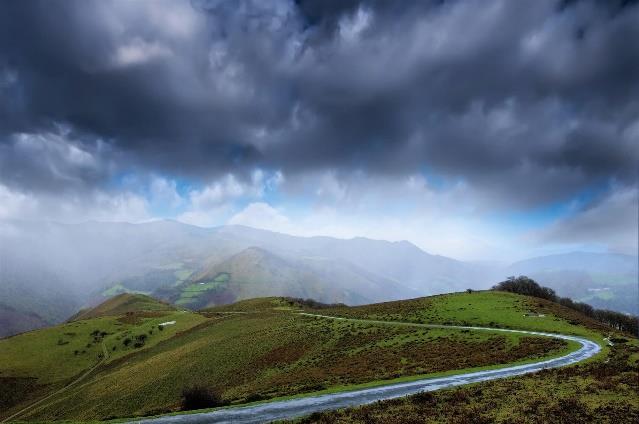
top-left (493, 276), bottom-right (638, 335)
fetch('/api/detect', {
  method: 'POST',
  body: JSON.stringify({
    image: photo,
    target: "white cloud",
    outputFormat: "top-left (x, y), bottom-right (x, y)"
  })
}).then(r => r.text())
top-left (112, 38), bottom-right (172, 67)
top-left (149, 176), bottom-right (184, 209)
top-left (189, 175), bottom-right (247, 209)
top-left (177, 170), bottom-right (284, 227)
top-left (0, 184), bottom-right (39, 220)
top-left (88, 191), bottom-right (150, 223)
top-left (228, 202), bottom-right (291, 232)
top-left (339, 7), bottom-right (373, 44)
top-left (0, 184), bottom-right (151, 224)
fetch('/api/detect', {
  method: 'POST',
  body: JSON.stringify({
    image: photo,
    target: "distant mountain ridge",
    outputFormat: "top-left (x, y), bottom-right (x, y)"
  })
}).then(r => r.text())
top-left (0, 219), bottom-right (636, 337)
top-left (165, 246), bottom-right (418, 309)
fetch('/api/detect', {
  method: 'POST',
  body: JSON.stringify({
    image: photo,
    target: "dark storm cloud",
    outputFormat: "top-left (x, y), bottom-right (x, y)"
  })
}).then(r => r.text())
top-left (0, 0), bottom-right (637, 207)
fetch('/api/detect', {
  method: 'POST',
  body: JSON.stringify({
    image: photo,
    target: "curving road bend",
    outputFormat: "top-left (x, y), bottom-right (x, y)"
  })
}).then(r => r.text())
top-left (135, 314), bottom-right (601, 424)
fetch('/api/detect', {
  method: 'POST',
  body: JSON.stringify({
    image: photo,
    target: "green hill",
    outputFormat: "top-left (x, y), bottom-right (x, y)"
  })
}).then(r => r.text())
top-left (162, 247), bottom-right (413, 310)
top-left (0, 291), bottom-right (635, 422)
top-left (68, 293), bottom-right (176, 321)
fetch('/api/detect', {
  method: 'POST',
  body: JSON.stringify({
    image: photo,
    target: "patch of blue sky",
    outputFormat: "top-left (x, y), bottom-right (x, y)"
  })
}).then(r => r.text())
top-left (107, 171), bottom-right (193, 218)
top-left (419, 167), bottom-right (450, 192)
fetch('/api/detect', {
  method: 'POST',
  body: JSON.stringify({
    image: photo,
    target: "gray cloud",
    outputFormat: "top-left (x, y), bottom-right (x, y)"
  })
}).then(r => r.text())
top-left (532, 186), bottom-right (638, 254)
top-left (0, 0), bottom-right (637, 211)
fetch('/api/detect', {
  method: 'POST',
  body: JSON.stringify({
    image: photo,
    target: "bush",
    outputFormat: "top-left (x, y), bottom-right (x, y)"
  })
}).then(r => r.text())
top-left (181, 385), bottom-right (223, 411)
top-left (285, 297), bottom-right (346, 309)
top-left (245, 393), bottom-right (265, 403)
top-left (492, 276), bottom-right (556, 301)
top-left (493, 275), bottom-right (638, 335)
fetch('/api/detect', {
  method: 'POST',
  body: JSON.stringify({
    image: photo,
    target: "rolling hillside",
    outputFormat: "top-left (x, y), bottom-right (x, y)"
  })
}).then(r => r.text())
top-left (1, 291), bottom-right (635, 422)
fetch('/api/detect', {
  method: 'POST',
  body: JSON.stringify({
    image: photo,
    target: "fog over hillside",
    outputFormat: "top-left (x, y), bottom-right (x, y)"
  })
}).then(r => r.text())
top-left (1, 219), bottom-right (635, 337)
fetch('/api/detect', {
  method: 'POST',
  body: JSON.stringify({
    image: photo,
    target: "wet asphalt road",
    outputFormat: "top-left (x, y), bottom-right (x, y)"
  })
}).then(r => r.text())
top-left (133, 314), bottom-right (601, 424)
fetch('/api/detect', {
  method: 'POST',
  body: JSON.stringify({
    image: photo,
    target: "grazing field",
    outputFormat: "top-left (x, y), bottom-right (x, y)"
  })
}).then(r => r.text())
top-left (325, 291), bottom-right (610, 342)
top-left (175, 273), bottom-right (230, 306)
top-left (0, 293), bottom-right (582, 422)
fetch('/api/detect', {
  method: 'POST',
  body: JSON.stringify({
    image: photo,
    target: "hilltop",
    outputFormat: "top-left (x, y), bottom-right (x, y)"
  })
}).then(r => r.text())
top-left (1, 290), bottom-right (636, 422)
top-left (68, 293), bottom-right (175, 321)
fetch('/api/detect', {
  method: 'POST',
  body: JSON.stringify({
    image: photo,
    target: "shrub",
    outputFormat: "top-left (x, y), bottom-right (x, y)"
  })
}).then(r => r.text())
top-left (493, 276), bottom-right (638, 335)
top-left (493, 276), bottom-right (556, 301)
top-left (245, 393), bottom-right (265, 403)
top-left (181, 385), bottom-right (223, 411)
top-left (285, 297), bottom-right (346, 309)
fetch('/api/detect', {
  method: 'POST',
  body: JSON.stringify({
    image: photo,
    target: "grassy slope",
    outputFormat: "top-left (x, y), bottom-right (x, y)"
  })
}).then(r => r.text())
top-left (293, 291), bottom-right (639, 424)
top-left (0, 293), bottom-right (582, 422)
top-left (0, 296), bottom-right (207, 419)
top-left (325, 291), bottom-right (610, 342)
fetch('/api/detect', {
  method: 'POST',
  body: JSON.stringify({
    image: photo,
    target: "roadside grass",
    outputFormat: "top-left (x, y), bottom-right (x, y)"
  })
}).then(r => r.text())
top-left (292, 338), bottom-right (639, 424)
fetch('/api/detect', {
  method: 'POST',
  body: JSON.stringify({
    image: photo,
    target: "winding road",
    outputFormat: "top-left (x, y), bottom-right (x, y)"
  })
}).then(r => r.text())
top-left (135, 314), bottom-right (601, 424)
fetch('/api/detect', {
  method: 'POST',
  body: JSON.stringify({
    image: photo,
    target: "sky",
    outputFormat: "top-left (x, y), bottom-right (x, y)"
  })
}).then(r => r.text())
top-left (0, 0), bottom-right (637, 261)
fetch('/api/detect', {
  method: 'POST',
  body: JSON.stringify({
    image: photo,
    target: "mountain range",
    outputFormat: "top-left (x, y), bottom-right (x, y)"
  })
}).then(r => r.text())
top-left (0, 219), bottom-right (636, 337)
